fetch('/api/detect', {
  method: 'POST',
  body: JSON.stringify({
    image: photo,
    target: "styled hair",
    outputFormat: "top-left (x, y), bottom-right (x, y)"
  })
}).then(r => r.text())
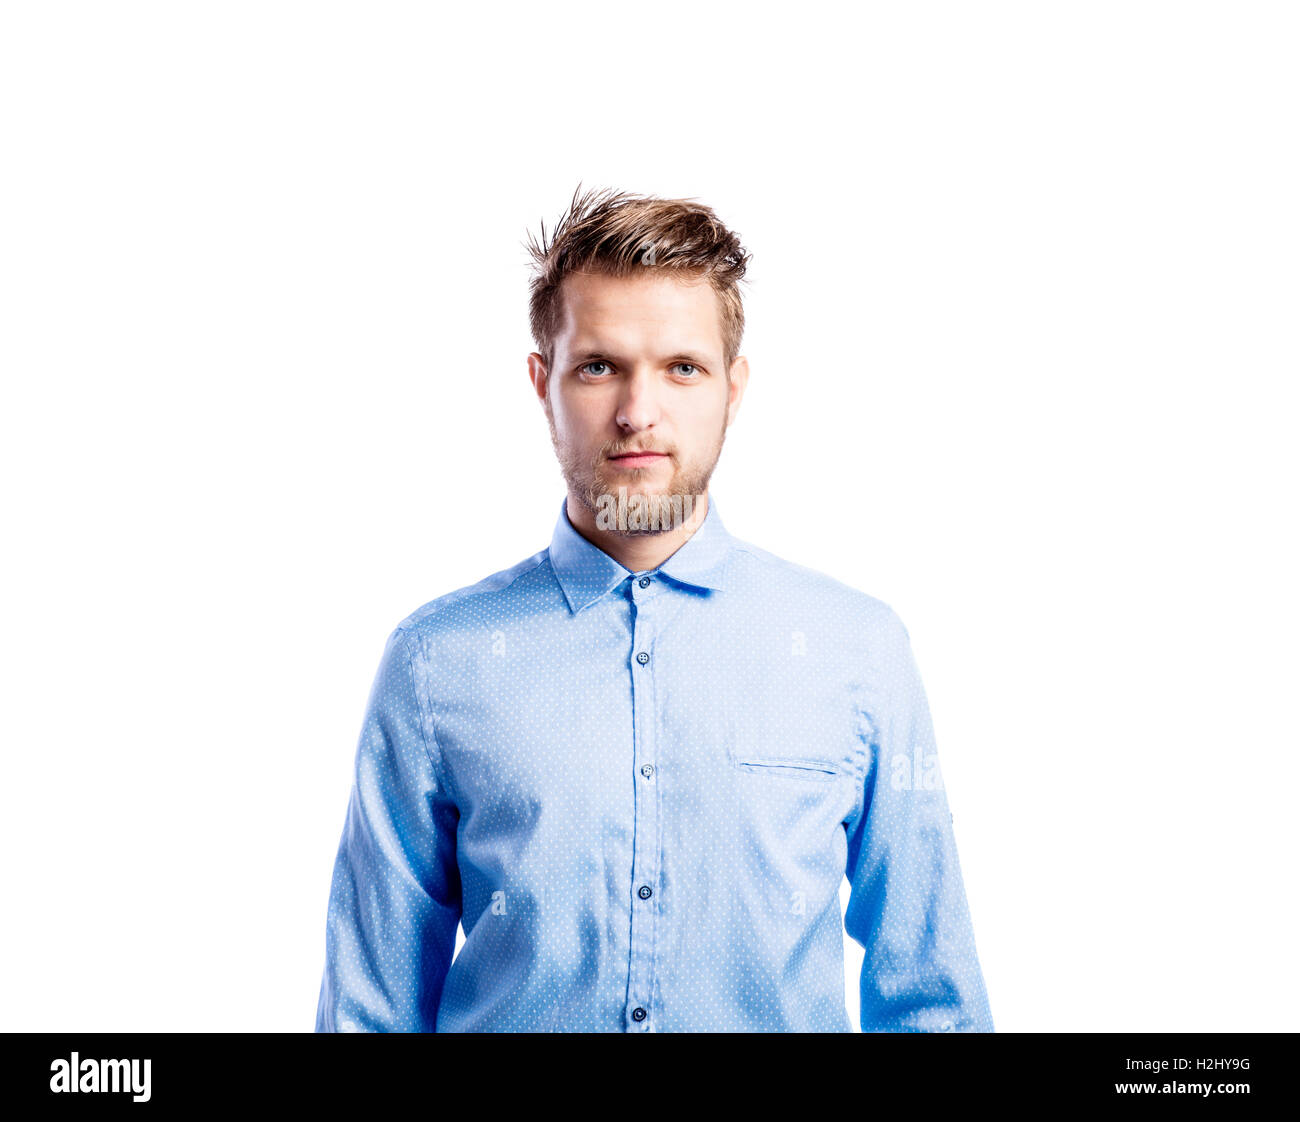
top-left (525, 185), bottom-right (751, 375)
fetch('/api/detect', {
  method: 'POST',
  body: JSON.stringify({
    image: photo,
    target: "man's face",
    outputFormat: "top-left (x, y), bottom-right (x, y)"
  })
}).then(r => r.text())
top-left (528, 269), bottom-right (748, 534)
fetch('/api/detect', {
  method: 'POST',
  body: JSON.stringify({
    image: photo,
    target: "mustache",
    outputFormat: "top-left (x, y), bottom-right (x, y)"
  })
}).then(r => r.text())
top-left (606, 445), bottom-right (672, 457)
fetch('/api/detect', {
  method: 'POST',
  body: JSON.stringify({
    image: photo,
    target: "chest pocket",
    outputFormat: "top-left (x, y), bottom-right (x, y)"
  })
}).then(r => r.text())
top-left (727, 752), bottom-right (841, 781)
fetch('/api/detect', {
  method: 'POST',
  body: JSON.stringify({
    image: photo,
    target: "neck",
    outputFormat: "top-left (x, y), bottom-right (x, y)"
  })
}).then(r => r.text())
top-left (565, 491), bottom-right (710, 574)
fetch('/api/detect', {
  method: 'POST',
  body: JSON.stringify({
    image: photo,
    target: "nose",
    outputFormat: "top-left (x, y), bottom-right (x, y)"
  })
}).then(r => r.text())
top-left (615, 366), bottom-right (662, 433)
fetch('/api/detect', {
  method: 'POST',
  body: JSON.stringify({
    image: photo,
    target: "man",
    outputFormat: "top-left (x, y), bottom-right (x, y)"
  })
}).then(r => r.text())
top-left (314, 187), bottom-right (994, 1032)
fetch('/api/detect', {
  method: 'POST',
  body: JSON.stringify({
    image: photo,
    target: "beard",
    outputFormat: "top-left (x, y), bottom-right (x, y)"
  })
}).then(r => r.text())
top-left (545, 405), bottom-right (728, 536)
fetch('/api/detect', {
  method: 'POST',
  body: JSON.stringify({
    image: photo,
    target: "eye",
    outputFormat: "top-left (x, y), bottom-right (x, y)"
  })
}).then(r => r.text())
top-left (579, 360), bottom-right (614, 377)
top-left (673, 363), bottom-right (700, 377)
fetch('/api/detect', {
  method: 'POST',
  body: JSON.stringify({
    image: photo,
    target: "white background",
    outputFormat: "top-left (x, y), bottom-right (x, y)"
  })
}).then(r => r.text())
top-left (2, 1), bottom-right (1296, 1032)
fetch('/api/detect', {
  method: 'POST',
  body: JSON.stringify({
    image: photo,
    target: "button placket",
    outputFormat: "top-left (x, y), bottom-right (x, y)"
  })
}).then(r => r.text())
top-left (624, 575), bottom-right (660, 1031)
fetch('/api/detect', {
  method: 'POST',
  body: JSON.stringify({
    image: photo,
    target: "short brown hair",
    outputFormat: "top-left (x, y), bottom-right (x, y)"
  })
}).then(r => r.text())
top-left (525, 185), bottom-right (751, 375)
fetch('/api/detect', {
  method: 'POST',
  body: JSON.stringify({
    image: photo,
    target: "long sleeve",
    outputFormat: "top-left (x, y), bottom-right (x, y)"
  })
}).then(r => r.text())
top-left (314, 625), bottom-right (462, 1032)
top-left (843, 609), bottom-right (994, 1032)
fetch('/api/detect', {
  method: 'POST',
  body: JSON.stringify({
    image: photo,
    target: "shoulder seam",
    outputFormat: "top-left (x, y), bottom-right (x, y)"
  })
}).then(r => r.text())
top-left (727, 542), bottom-right (897, 617)
top-left (401, 552), bottom-right (551, 631)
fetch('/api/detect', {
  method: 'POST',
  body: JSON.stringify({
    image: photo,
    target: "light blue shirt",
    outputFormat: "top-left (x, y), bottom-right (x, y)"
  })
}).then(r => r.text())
top-left (314, 495), bottom-right (994, 1032)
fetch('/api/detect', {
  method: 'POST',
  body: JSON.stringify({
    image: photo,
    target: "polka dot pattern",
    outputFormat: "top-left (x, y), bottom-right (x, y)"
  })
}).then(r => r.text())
top-left (314, 495), bottom-right (994, 1032)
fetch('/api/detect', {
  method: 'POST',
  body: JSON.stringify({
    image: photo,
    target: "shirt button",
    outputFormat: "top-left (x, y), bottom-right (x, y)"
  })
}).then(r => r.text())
top-left (631, 1007), bottom-right (648, 1023)
top-left (940, 1020), bottom-right (955, 1032)
top-left (636, 651), bottom-right (650, 665)
top-left (637, 884), bottom-right (653, 900)
top-left (640, 764), bottom-right (655, 779)
top-left (638, 576), bottom-right (651, 588)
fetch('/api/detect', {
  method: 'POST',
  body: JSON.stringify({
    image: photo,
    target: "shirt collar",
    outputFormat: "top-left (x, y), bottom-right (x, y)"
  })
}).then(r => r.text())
top-left (548, 493), bottom-right (733, 614)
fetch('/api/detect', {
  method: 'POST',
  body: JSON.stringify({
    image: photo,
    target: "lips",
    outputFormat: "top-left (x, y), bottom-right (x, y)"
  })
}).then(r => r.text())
top-left (608, 451), bottom-right (668, 467)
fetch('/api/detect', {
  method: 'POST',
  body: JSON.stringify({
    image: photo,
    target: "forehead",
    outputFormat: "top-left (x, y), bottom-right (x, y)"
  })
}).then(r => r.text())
top-left (555, 270), bottom-right (724, 356)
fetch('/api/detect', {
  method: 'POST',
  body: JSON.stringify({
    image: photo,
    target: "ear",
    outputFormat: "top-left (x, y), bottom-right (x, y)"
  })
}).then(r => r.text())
top-left (527, 352), bottom-right (549, 406)
top-left (725, 355), bottom-right (750, 426)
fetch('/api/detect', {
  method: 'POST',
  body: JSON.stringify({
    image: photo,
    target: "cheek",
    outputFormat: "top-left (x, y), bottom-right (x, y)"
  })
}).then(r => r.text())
top-left (551, 397), bottom-right (603, 449)
top-left (680, 403), bottom-right (728, 448)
